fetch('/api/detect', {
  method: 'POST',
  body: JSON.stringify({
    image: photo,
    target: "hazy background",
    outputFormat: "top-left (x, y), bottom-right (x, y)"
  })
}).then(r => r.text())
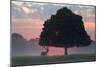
top-left (11, 1), bottom-right (96, 56)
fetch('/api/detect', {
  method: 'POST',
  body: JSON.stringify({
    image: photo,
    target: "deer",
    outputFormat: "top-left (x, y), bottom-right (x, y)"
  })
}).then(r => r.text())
top-left (41, 46), bottom-right (49, 56)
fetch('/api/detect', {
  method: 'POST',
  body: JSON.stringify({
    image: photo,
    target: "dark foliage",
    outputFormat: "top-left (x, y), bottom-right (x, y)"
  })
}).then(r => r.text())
top-left (39, 7), bottom-right (92, 48)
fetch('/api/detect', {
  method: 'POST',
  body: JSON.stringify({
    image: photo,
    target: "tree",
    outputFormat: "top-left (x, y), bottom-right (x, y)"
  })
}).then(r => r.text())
top-left (39, 7), bottom-right (92, 55)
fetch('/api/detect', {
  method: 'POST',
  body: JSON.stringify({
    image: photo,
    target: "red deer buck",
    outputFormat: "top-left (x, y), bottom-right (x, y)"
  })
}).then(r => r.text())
top-left (41, 47), bottom-right (49, 56)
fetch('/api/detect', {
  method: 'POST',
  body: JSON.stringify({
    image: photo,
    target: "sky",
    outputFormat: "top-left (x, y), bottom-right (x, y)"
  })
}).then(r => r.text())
top-left (11, 1), bottom-right (95, 40)
top-left (11, 1), bottom-right (96, 56)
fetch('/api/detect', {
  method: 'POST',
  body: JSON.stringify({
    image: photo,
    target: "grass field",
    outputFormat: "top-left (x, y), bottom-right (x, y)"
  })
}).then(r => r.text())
top-left (11, 54), bottom-right (96, 66)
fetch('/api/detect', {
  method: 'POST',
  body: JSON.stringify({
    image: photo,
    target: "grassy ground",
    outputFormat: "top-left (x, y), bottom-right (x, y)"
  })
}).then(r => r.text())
top-left (11, 54), bottom-right (96, 67)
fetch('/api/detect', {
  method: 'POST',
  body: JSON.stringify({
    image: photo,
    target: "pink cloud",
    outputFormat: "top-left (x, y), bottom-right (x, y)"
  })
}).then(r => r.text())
top-left (84, 22), bottom-right (95, 31)
top-left (12, 17), bottom-right (44, 40)
top-left (84, 22), bottom-right (95, 40)
top-left (12, 16), bottom-right (95, 41)
top-left (12, 16), bottom-right (44, 24)
top-left (12, 17), bottom-right (34, 23)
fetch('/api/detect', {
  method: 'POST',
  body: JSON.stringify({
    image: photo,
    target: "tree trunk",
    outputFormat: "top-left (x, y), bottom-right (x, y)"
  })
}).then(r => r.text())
top-left (64, 47), bottom-right (68, 55)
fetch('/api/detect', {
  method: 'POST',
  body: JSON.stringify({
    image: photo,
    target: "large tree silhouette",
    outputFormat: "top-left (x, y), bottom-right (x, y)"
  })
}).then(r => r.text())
top-left (39, 7), bottom-right (92, 55)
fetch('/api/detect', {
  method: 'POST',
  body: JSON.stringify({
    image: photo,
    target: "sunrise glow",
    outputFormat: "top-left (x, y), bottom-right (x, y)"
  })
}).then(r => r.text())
top-left (11, 1), bottom-right (96, 56)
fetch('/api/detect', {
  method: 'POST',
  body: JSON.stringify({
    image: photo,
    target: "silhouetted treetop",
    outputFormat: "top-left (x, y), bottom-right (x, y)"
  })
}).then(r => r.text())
top-left (39, 7), bottom-right (92, 48)
top-left (56, 7), bottom-right (73, 16)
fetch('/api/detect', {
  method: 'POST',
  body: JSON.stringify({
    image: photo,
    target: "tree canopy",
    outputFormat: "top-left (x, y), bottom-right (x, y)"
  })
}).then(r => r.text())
top-left (39, 7), bottom-right (92, 48)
